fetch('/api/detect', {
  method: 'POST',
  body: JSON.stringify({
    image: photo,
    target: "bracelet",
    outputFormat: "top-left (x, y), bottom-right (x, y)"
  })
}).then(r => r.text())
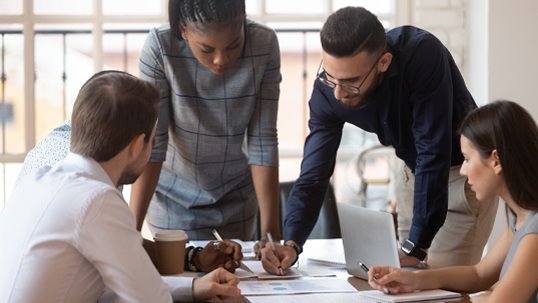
top-left (184, 246), bottom-right (195, 271)
top-left (284, 240), bottom-right (302, 266)
top-left (186, 246), bottom-right (203, 272)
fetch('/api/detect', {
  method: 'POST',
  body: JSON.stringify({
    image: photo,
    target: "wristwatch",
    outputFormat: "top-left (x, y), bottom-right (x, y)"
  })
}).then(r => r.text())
top-left (284, 240), bottom-right (302, 265)
top-left (284, 240), bottom-right (303, 255)
top-left (401, 239), bottom-right (427, 261)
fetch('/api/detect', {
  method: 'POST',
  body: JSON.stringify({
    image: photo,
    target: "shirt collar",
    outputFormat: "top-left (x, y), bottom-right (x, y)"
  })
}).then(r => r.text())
top-left (62, 152), bottom-right (116, 188)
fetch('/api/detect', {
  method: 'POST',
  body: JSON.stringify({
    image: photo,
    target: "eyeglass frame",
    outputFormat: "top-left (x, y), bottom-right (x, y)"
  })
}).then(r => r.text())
top-left (316, 52), bottom-right (385, 95)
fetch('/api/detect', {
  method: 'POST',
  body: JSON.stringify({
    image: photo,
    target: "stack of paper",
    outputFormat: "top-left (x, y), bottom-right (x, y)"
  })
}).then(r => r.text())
top-left (359, 289), bottom-right (462, 302)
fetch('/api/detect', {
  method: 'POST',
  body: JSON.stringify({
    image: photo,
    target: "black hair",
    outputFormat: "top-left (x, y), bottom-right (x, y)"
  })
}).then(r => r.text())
top-left (168, 0), bottom-right (246, 40)
top-left (320, 6), bottom-right (386, 57)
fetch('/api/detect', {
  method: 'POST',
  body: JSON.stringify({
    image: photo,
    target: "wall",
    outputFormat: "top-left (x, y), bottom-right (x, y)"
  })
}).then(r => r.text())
top-left (408, 0), bottom-right (538, 251)
top-left (488, 0), bottom-right (538, 119)
top-left (469, 0), bottom-right (538, 247)
top-left (407, 0), bottom-right (467, 75)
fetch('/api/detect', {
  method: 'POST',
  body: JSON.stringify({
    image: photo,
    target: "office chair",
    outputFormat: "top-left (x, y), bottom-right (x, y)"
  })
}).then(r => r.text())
top-left (356, 145), bottom-right (396, 208)
top-left (279, 180), bottom-right (341, 239)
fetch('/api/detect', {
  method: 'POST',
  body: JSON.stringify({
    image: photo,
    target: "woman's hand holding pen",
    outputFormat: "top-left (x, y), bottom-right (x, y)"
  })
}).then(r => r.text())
top-left (260, 242), bottom-right (296, 275)
top-left (367, 266), bottom-right (421, 294)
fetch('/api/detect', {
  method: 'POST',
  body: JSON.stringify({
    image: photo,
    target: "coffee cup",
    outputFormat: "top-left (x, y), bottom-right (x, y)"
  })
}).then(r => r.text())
top-left (153, 230), bottom-right (188, 275)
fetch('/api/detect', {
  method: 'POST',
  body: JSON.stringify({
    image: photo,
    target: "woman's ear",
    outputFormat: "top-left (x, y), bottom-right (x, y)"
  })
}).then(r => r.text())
top-left (491, 149), bottom-right (502, 175)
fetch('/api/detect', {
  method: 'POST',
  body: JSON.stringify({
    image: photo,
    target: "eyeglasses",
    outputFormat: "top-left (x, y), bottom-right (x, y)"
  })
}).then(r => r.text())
top-left (316, 53), bottom-right (384, 95)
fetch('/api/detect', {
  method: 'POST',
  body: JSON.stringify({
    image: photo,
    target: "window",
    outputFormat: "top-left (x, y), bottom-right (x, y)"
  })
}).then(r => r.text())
top-left (0, 0), bottom-right (399, 209)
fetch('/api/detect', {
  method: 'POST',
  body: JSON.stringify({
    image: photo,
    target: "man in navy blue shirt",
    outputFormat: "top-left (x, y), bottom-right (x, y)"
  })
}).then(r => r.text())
top-left (261, 7), bottom-right (498, 273)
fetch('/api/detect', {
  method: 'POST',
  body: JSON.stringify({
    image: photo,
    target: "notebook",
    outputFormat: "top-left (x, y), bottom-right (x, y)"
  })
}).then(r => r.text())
top-left (336, 203), bottom-right (401, 280)
top-left (359, 289), bottom-right (462, 302)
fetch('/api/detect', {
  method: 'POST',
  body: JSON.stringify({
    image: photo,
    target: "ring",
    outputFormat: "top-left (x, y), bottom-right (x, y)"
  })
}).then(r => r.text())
top-left (213, 241), bottom-right (221, 252)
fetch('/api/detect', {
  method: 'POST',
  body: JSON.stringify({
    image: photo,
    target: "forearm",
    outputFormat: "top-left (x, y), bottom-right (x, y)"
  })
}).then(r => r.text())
top-left (250, 164), bottom-right (281, 240)
top-left (129, 162), bottom-right (162, 231)
top-left (415, 265), bottom-right (489, 293)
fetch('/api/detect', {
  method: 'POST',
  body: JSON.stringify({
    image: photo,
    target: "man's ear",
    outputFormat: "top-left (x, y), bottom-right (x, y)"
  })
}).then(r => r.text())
top-left (491, 149), bottom-right (502, 175)
top-left (180, 27), bottom-right (188, 41)
top-left (378, 52), bottom-right (392, 73)
top-left (127, 133), bottom-right (147, 158)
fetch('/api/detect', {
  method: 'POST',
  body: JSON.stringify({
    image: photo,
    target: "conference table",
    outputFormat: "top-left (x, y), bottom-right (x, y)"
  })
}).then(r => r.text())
top-left (179, 238), bottom-right (485, 303)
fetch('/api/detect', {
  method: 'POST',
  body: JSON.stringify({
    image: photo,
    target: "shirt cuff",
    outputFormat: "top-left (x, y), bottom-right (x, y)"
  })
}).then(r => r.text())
top-left (161, 276), bottom-right (194, 302)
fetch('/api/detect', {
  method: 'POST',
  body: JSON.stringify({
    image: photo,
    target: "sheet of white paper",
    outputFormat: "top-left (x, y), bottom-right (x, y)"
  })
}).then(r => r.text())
top-left (359, 289), bottom-right (462, 302)
top-left (238, 278), bottom-right (357, 296)
top-left (246, 292), bottom-right (366, 303)
top-left (234, 260), bottom-right (302, 280)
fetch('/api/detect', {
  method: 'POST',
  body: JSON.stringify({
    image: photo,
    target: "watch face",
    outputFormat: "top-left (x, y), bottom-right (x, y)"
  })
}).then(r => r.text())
top-left (402, 240), bottom-right (414, 253)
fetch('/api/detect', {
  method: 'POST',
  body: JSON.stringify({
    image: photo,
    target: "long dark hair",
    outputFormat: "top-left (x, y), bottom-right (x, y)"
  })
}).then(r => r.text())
top-left (168, 0), bottom-right (246, 40)
top-left (460, 100), bottom-right (538, 210)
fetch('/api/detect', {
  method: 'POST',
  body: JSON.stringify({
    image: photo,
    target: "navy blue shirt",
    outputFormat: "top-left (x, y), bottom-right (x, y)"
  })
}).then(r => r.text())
top-left (284, 26), bottom-right (476, 248)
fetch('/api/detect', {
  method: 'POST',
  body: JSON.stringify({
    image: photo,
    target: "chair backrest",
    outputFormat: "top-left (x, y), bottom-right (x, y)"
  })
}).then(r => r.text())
top-left (279, 181), bottom-right (341, 239)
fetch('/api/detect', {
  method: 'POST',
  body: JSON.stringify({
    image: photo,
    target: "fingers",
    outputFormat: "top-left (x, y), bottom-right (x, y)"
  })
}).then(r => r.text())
top-left (193, 268), bottom-right (241, 301)
top-left (260, 245), bottom-right (281, 274)
top-left (278, 246), bottom-right (297, 270)
top-left (253, 239), bottom-right (268, 259)
top-left (260, 242), bottom-right (293, 275)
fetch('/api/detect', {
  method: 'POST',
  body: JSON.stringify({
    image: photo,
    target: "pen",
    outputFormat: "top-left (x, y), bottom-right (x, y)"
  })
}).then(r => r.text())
top-left (358, 262), bottom-right (390, 294)
top-left (266, 232), bottom-right (284, 276)
top-left (211, 229), bottom-right (253, 273)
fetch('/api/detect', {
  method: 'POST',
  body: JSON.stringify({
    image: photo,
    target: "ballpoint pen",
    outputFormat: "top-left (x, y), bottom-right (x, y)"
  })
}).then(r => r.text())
top-left (266, 232), bottom-right (284, 276)
top-left (358, 262), bottom-right (390, 294)
top-left (211, 229), bottom-right (253, 273)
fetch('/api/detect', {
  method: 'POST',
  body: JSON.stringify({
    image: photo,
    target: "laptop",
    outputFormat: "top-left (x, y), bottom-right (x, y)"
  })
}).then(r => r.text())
top-left (336, 203), bottom-right (401, 280)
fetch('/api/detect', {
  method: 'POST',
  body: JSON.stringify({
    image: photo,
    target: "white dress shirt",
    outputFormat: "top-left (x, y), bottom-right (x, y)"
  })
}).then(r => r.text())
top-left (0, 153), bottom-right (193, 303)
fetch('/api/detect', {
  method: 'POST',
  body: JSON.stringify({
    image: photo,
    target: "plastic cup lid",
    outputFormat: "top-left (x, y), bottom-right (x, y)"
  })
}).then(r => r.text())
top-left (154, 230), bottom-right (188, 241)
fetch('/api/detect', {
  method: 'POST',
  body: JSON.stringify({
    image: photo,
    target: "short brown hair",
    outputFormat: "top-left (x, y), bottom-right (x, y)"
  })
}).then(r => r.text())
top-left (70, 71), bottom-right (159, 162)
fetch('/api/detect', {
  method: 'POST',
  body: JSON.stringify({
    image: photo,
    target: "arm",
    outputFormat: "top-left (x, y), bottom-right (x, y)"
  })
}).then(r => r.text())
top-left (129, 162), bottom-right (162, 231)
top-left (284, 82), bottom-right (344, 247)
top-left (132, 29), bottom-right (172, 230)
top-left (80, 191), bottom-right (177, 302)
top-left (487, 233), bottom-right (538, 303)
top-left (370, 228), bottom-right (512, 294)
top-left (246, 28), bottom-right (281, 239)
top-left (251, 165), bottom-right (281, 240)
top-left (405, 35), bottom-right (459, 248)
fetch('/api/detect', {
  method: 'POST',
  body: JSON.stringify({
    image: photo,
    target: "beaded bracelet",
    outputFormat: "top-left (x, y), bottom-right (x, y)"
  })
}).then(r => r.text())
top-left (186, 246), bottom-right (203, 272)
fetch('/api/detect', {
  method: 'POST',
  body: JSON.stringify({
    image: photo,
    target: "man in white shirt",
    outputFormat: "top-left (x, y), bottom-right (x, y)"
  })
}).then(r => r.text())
top-left (0, 70), bottom-right (241, 302)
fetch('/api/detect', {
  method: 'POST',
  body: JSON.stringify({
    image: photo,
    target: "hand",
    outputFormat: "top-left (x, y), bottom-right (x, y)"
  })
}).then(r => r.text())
top-left (368, 265), bottom-right (419, 294)
top-left (260, 242), bottom-right (296, 275)
top-left (192, 267), bottom-right (241, 301)
top-left (253, 238), bottom-right (268, 260)
top-left (398, 248), bottom-right (425, 267)
top-left (193, 240), bottom-right (243, 273)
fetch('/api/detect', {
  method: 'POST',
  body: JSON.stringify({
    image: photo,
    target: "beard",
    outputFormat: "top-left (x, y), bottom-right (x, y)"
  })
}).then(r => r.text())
top-left (339, 71), bottom-right (383, 109)
top-left (117, 165), bottom-right (143, 186)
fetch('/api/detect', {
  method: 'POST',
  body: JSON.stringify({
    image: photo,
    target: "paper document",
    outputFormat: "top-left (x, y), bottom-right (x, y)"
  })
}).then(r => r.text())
top-left (359, 289), bottom-right (462, 302)
top-left (235, 260), bottom-right (302, 280)
top-left (239, 278), bottom-right (357, 296)
top-left (246, 292), bottom-right (364, 303)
